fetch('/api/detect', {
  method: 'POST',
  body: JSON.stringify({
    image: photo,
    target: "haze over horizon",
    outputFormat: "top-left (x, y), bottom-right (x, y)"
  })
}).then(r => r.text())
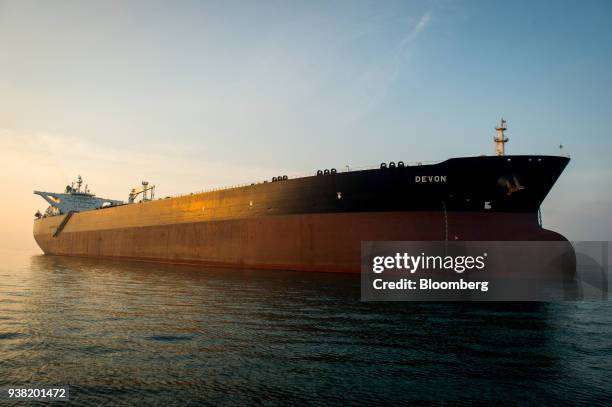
top-left (1, 0), bottom-right (611, 252)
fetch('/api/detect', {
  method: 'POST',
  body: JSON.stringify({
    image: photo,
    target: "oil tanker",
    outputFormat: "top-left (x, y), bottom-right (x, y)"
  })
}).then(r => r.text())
top-left (33, 120), bottom-right (571, 273)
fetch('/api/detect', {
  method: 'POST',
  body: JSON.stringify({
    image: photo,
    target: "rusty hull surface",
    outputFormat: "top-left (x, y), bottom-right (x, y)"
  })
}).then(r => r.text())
top-left (33, 193), bottom-right (563, 273)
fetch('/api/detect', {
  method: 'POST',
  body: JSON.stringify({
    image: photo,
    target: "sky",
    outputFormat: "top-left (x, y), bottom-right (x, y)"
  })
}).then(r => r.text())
top-left (1, 0), bottom-right (611, 252)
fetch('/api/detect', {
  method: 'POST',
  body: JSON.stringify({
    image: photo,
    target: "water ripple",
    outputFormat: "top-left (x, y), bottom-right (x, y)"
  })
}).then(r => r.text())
top-left (0, 252), bottom-right (610, 406)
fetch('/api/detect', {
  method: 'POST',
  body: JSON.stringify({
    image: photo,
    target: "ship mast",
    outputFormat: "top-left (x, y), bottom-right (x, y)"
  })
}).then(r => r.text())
top-left (76, 175), bottom-right (83, 192)
top-left (494, 118), bottom-right (509, 156)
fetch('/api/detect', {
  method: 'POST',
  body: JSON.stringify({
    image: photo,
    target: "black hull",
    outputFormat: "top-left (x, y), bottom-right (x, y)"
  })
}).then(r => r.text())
top-left (247, 155), bottom-right (569, 216)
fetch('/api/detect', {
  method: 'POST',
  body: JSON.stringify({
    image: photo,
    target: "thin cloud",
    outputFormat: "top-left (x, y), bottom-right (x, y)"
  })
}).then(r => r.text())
top-left (397, 11), bottom-right (432, 51)
top-left (415, 12), bottom-right (432, 33)
top-left (333, 11), bottom-right (434, 123)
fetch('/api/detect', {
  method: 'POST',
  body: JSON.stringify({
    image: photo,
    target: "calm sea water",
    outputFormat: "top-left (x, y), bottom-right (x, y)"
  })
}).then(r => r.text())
top-left (1, 250), bottom-right (611, 406)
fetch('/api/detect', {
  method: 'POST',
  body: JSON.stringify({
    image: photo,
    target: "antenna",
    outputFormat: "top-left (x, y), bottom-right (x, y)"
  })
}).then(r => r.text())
top-left (494, 118), bottom-right (509, 156)
top-left (76, 175), bottom-right (83, 192)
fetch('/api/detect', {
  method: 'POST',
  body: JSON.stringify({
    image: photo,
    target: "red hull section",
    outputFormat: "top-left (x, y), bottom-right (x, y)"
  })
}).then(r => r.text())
top-left (34, 211), bottom-right (564, 273)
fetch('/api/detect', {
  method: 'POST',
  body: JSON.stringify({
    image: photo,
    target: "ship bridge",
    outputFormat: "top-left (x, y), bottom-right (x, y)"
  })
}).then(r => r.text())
top-left (34, 175), bottom-right (123, 216)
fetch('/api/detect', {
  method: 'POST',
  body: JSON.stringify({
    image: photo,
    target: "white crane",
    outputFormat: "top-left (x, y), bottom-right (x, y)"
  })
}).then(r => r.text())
top-left (128, 181), bottom-right (156, 203)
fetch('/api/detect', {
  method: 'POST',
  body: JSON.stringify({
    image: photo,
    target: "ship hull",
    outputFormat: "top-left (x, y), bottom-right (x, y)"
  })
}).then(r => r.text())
top-left (33, 155), bottom-right (572, 273)
top-left (34, 211), bottom-right (566, 273)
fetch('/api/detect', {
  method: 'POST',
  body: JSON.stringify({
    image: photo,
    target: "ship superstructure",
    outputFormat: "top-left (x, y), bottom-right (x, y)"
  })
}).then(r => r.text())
top-left (34, 175), bottom-right (123, 217)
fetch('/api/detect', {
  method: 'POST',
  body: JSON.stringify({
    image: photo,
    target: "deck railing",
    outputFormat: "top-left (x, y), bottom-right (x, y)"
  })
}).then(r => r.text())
top-left (168, 160), bottom-right (440, 199)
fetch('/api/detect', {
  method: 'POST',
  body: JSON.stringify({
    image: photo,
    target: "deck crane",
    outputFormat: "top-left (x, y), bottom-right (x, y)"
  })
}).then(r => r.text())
top-left (128, 181), bottom-right (156, 203)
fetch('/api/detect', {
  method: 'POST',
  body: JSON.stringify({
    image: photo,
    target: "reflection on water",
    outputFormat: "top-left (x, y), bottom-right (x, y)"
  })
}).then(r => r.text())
top-left (0, 252), bottom-right (611, 405)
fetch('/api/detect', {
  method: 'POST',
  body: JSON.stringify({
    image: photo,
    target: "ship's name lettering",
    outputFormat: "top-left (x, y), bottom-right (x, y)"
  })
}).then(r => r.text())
top-left (415, 175), bottom-right (447, 183)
